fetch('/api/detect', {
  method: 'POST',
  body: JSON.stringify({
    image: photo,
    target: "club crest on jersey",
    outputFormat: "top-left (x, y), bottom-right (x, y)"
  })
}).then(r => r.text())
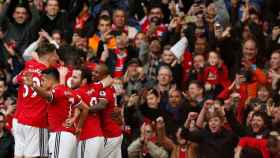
top-left (99, 91), bottom-right (106, 97)
top-left (86, 89), bottom-right (95, 95)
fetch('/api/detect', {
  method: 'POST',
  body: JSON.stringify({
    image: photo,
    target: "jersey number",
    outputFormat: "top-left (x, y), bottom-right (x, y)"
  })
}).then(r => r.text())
top-left (23, 77), bottom-right (40, 98)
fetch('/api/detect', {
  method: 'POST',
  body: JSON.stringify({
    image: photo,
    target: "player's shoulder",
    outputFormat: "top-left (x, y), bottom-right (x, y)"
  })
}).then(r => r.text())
top-left (75, 85), bottom-right (90, 96)
top-left (25, 59), bottom-right (40, 68)
top-left (25, 59), bottom-right (47, 72)
top-left (105, 86), bottom-right (115, 93)
top-left (91, 81), bottom-right (103, 88)
top-left (52, 84), bottom-right (69, 94)
top-left (99, 86), bottom-right (115, 96)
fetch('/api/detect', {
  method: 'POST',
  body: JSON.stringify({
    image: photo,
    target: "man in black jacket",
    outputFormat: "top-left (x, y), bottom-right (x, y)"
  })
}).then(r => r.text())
top-left (36, 0), bottom-right (83, 43)
top-left (181, 104), bottom-right (239, 158)
top-left (0, 1), bottom-right (39, 54)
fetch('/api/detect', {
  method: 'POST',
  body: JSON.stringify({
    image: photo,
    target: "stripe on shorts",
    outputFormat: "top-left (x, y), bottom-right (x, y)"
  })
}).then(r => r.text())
top-left (39, 128), bottom-right (49, 157)
top-left (81, 140), bottom-right (86, 158)
top-left (54, 132), bottom-right (61, 158)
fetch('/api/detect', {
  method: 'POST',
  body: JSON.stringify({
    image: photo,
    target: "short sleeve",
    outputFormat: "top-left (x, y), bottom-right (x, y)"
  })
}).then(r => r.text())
top-left (67, 90), bottom-right (82, 108)
top-left (50, 86), bottom-right (69, 104)
top-left (93, 82), bottom-right (104, 92)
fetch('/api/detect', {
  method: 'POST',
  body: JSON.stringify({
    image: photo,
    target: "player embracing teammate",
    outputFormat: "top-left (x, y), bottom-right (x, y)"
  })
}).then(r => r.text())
top-left (15, 43), bottom-right (123, 158)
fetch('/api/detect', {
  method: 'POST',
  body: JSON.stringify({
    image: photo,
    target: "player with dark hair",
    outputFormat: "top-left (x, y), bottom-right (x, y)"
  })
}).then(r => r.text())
top-left (13, 43), bottom-right (59, 158)
top-left (23, 68), bottom-right (89, 158)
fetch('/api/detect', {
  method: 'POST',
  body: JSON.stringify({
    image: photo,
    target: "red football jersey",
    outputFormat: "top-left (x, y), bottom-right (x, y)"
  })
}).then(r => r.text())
top-left (75, 82), bottom-right (104, 140)
top-left (48, 84), bottom-right (81, 133)
top-left (15, 59), bottom-right (49, 128)
top-left (99, 87), bottom-right (122, 138)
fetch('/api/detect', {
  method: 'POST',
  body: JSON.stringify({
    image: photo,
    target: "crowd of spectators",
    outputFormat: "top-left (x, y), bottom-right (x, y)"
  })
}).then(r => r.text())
top-left (0, 0), bottom-right (280, 158)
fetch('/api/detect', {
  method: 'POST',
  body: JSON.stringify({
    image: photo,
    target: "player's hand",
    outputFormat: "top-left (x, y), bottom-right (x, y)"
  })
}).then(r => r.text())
top-left (23, 72), bottom-right (34, 87)
top-left (63, 118), bottom-right (75, 128)
top-left (111, 107), bottom-right (123, 125)
top-left (102, 75), bottom-right (114, 88)
top-left (75, 128), bottom-right (82, 138)
top-left (58, 66), bottom-right (68, 78)
top-left (58, 66), bottom-right (68, 85)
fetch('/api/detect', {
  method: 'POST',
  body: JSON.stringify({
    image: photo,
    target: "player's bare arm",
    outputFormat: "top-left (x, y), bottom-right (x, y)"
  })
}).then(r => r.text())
top-left (76, 101), bottom-right (89, 133)
top-left (63, 108), bottom-right (80, 128)
top-left (58, 66), bottom-right (68, 85)
top-left (100, 75), bottom-right (114, 88)
top-left (89, 98), bottom-right (108, 113)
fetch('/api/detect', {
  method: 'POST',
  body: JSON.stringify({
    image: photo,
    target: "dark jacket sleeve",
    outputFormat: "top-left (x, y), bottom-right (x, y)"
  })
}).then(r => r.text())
top-left (124, 104), bottom-right (145, 139)
top-left (161, 28), bottom-right (181, 46)
top-left (225, 110), bottom-right (247, 137)
top-left (181, 126), bottom-right (204, 143)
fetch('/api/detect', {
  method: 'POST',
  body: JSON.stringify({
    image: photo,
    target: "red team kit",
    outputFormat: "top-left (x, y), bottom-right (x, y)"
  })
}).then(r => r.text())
top-left (13, 59), bottom-right (123, 158)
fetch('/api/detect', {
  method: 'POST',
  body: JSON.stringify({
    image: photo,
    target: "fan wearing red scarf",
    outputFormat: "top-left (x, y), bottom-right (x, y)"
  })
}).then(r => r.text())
top-left (202, 51), bottom-right (230, 97)
top-left (100, 32), bottom-right (132, 78)
top-left (140, 4), bottom-right (167, 38)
